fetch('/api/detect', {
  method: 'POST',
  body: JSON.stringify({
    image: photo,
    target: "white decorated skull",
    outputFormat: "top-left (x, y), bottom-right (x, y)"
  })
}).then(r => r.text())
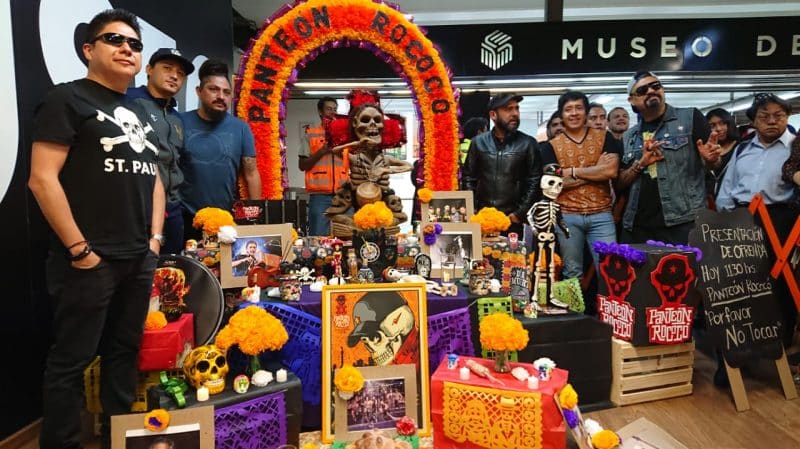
top-left (541, 174), bottom-right (563, 200)
top-left (347, 293), bottom-right (415, 366)
top-left (352, 106), bottom-right (384, 147)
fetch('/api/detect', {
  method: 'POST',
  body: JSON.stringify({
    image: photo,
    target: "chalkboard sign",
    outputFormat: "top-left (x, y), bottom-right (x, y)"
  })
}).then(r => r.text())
top-left (688, 208), bottom-right (784, 368)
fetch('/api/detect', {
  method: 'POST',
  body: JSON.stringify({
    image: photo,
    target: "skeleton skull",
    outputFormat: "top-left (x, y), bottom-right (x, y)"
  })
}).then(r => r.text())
top-left (183, 344), bottom-right (229, 394)
top-left (353, 106), bottom-right (384, 147)
top-left (651, 254), bottom-right (695, 305)
top-left (541, 174), bottom-right (563, 200)
top-left (599, 254), bottom-right (635, 301)
top-left (114, 107), bottom-right (147, 152)
top-left (347, 292), bottom-right (415, 365)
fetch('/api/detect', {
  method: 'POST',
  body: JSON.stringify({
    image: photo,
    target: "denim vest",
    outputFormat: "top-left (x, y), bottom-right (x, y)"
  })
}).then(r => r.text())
top-left (621, 105), bottom-right (707, 230)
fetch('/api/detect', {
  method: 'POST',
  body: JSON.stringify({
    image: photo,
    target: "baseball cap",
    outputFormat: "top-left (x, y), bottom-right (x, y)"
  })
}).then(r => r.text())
top-left (627, 70), bottom-right (659, 95)
top-left (346, 291), bottom-right (409, 347)
top-left (149, 48), bottom-right (195, 75)
top-left (488, 93), bottom-right (524, 110)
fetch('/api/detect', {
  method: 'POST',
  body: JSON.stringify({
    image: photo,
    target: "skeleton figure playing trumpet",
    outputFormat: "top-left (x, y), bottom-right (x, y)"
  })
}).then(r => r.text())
top-left (526, 163), bottom-right (570, 316)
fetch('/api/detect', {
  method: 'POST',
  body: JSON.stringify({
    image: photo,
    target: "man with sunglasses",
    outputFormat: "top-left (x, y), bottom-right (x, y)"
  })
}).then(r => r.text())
top-left (129, 48), bottom-right (194, 254)
top-left (28, 9), bottom-right (163, 449)
top-left (615, 71), bottom-right (719, 244)
top-left (716, 94), bottom-right (796, 354)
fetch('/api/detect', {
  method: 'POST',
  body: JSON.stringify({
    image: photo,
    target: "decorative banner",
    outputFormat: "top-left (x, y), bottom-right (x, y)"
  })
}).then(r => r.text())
top-left (236, 0), bottom-right (460, 199)
top-left (646, 254), bottom-right (695, 344)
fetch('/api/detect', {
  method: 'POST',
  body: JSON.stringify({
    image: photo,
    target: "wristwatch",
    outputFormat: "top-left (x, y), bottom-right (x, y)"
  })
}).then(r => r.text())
top-left (151, 233), bottom-right (166, 245)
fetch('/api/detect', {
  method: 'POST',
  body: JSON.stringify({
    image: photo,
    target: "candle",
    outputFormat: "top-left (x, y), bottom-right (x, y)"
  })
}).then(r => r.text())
top-left (459, 366), bottom-right (470, 380)
top-left (276, 368), bottom-right (288, 383)
top-left (527, 376), bottom-right (539, 390)
top-left (196, 386), bottom-right (209, 402)
top-left (442, 269), bottom-right (451, 283)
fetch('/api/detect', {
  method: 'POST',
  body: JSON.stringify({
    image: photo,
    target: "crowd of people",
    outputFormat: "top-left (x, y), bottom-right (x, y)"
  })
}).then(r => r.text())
top-left (27, 7), bottom-right (800, 448)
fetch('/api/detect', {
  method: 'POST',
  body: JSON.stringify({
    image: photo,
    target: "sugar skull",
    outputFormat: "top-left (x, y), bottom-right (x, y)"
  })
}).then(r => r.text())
top-left (599, 254), bottom-right (636, 301)
top-left (347, 291), bottom-right (416, 366)
top-left (651, 254), bottom-right (695, 305)
top-left (183, 344), bottom-right (229, 394)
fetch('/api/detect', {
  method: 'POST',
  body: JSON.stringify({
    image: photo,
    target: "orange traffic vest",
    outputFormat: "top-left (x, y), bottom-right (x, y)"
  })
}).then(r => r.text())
top-left (304, 125), bottom-right (348, 194)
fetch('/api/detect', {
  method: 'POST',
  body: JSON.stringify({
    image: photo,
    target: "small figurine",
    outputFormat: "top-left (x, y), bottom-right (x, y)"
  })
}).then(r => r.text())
top-left (527, 164), bottom-right (570, 314)
top-left (357, 258), bottom-right (375, 283)
top-left (346, 247), bottom-right (359, 280)
top-left (329, 238), bottom-right (346, 285)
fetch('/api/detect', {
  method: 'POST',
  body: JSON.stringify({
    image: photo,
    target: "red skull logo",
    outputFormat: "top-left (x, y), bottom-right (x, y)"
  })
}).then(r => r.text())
top-left (599, 254), bottom-right (636, 301)
top-left (650, 254), bottom-right (695, 306)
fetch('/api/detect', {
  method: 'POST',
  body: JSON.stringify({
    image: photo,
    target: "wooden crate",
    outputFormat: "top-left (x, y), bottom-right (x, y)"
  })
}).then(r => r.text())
top-left (611, 338), bottom-right (694, 406)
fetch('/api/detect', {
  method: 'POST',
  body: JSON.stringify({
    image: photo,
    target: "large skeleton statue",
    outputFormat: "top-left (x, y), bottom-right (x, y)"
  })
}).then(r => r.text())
top-left (527, 163), bottom-right (570, 312)
top-left (325, 103), bottom-right (412, 237)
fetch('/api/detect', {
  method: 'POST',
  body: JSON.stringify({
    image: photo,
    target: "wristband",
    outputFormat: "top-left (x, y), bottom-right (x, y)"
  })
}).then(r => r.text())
top-left (572, 167), bottom-right (578, 179)
top-left (68, 243), bottom-right (92, 261)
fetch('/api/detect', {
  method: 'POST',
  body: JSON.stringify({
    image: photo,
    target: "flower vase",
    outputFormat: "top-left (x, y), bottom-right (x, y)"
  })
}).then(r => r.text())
top-left (247, 355), bottom-right (261, 376)
top-left (494, 350), bottom-right (511, 373)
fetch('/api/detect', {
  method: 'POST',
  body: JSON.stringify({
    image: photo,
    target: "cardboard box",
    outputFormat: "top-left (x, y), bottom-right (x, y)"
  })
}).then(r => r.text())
top-left (138, 313), bottom-right (194, 371)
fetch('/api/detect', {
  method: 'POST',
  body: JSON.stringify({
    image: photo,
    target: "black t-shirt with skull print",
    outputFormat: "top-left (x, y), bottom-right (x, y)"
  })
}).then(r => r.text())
top-left (33, 78), bottom-right (158, 259)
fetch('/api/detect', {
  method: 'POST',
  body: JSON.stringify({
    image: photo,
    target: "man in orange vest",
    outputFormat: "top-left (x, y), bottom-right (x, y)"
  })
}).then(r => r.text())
top-left (299, 97), bottom-right (348, 236)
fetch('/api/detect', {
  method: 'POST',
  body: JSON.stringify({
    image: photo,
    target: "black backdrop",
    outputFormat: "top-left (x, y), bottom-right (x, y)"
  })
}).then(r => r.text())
top-left (3, 0), bottom-right (232, 438)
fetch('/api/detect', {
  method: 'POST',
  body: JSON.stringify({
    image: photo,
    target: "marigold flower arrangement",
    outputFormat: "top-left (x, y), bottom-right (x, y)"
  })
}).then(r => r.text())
top-left (417, 188), bottom-right (433, 203)
top-left (334, 364), bottom-right (365, 398)
top-left (591, 430), bottom-right (621, 449)
top-left (479, 312), bottom-right (529, 351)
top-left (470, 207), bottom-right (511, 235)
top-left (143, 409), bottom-right (170, 432)
top-left (144, 311), bottom-right (167, 330)
top-left (559, 383), bottom-right (578, 410)
top-left (192, 207), bottom-right (235, 235)
top-left (353, 201), bottom-right (394, 230)
top-left (214, 306), bottom-right (289, 372)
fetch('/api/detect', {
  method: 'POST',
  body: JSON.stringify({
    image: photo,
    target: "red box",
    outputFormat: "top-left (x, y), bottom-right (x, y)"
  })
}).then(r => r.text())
top-left (431, 356), bottom-right (567, 449)
top-left (138, 313), bottom-right (194, 371)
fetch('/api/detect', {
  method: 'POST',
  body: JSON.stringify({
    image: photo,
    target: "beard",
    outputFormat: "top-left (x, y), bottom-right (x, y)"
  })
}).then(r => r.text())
top-left (203, 102), bottom-right (229, 121)
top-left (495, 116), bottom-right (520, 134)
top-left (642, 95), bottom-right (663, 112)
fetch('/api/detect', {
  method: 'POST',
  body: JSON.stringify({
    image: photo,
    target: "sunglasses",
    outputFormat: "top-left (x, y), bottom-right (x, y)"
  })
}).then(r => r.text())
top-left (633, 81), bottom-right (663, 96)
top-left (89, 33), bottom-right (143, 52)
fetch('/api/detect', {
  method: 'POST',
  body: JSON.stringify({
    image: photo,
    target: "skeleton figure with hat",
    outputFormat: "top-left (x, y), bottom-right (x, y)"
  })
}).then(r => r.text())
top-left (347, 291), bottom-right (419, 367)
top-left (325, 90), bottom-right (411, 238)
top-left (527, 163), bottom-right (570, 315)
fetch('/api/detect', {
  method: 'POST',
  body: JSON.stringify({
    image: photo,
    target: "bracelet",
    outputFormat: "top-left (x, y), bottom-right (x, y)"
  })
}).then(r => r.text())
top-left (68, 243), bottom-right (92, 261)
top-left (572, 167), bottom-right (577, 179)
top-left (67, 240), bottom-right (87, 250)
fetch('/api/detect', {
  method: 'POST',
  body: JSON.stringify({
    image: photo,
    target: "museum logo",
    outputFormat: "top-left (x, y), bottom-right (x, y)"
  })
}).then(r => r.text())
top-left (481, 30), bottom-right (513, 70)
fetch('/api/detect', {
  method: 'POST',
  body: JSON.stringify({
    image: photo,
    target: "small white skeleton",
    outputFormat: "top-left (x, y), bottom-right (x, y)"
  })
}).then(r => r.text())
top-left (96, 107), bottom-right (157, 154)
top-left (527, 163), bottom-right (570, 311)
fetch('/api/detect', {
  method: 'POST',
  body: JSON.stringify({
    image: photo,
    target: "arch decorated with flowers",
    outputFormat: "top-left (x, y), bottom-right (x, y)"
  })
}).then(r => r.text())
top-left (235, 0), bottom-right (460, 200)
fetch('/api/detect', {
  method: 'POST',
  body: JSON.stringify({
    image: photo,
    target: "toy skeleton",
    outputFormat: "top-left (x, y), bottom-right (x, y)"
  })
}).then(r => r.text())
top-left (527, 164), bottom-right (570, 312)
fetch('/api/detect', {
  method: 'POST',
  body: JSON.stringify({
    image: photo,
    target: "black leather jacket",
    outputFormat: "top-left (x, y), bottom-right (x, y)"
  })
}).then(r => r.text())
top-left (462, 130), bottom-right (542, 218)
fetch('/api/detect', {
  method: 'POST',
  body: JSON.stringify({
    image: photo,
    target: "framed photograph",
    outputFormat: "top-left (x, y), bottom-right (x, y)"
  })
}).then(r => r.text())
top-left (421, 222), bottom-right (482, 278)
top-left (334, 364), bottom-right (418, 442)
top-left (420, 190), bottom-right (474, 226)
top-left (112, 406), bottom-right (214, 449)
top-left (219, 224), bottom-right (293, 288)
top-left (321, 283), bottom-right (430, 443)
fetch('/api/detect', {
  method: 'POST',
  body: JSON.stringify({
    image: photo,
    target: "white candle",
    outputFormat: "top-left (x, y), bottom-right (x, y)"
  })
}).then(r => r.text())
top-left (442, 270), bottom-right (451, 283)
top-left (459, 367), bottom-right (470, 380)
top-left (527, 376), bottom-right (539, 390)
top-left (196, 387), bottom-right (209, 402)
top-left (276, 368), bottom-right (288, 383)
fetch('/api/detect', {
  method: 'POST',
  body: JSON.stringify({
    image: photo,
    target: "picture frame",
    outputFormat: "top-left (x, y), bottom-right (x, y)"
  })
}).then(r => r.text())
top-left (112, 406), bottom-right (214, 449)
top-left (334, 364), bottom-right (418, 442)
top-left (219, 223), bottom-right (293, 288)
top-left (321, 283), bottom-right (430, 443)
top-left (420, 190), bottom-right (474, 227)
top-left (421, 222), bottom-right (482, 278)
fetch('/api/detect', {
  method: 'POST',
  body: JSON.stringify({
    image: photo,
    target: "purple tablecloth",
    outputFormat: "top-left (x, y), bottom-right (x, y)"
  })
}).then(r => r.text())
top-left (272, 281), bottom-right (468, 317)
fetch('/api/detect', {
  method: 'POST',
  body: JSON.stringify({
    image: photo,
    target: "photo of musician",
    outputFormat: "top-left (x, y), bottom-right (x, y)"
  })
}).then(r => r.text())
top-left (346, 377), bottom-right (407, 432)
top-left (230, 236), bottom-right (283, 277)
